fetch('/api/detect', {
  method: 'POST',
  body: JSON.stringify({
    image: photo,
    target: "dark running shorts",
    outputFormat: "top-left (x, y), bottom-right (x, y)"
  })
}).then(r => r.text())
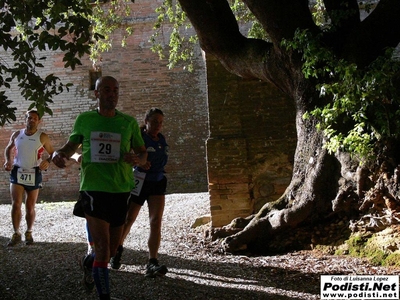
top-left (130, 176), bottom-right (167, 206)
top-left (77, 191), bottom-right (131, 227)
top-left (10, 166), bottom-right (42, 192)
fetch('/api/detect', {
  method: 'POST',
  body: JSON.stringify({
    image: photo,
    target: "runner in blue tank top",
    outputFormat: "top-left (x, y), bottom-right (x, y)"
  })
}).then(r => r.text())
top-left (110, 107), bottom-right (170, 278)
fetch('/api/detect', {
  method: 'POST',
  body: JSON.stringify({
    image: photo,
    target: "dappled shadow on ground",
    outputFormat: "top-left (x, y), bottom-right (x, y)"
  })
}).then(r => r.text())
top-left (0, 237), bottom-right (320, 300)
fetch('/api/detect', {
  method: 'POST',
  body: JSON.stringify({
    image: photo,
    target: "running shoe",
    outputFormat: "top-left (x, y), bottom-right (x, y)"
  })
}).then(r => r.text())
top-left (110, 245), bottom-right (123, 270)
top-left (7, 232), bottom-right (21, 247)
top-left (145, 258), bottom-right (168, 278)
top-left (25, 231), bottom-right (34, 245)
top-left (80, 254), bottom-right (95, 293)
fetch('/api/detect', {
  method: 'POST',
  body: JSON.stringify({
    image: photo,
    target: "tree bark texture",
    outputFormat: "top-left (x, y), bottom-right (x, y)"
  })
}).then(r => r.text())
top-left (178, 0), bottom-right (400, 253)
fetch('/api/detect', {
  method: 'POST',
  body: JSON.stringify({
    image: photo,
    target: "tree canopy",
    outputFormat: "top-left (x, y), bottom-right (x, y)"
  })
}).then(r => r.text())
top-left (0, 0), bottom-right (92, 124)
top-left (165, 0), bottom-right (400, 163)
top-left (0, 0), bottom-right (133, 125)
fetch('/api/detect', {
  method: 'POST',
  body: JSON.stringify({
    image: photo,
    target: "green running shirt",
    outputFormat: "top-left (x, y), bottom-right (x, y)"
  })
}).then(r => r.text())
top-left (69, 110), bottom-right (144, 193)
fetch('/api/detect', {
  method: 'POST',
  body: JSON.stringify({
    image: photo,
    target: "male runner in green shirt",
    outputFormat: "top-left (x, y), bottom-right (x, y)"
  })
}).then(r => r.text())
top-left (52, 76), bottom-right (147, 300)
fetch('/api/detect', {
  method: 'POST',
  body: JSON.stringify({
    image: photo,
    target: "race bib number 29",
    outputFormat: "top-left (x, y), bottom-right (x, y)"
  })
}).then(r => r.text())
top-left (90, 132), bottom-right (121, 163)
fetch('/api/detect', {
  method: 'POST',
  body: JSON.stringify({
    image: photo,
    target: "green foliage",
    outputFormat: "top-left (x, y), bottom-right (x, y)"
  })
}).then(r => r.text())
top-left (89, 0), bottom-right (133, 70)
top-left (0, 0), bottom-right (95, 125)
top-left (283, 29), bottom-right (400, 163)
top-left (0, 0), bottom-right (135, 124)
top-left (312, 0), bottom-right (359, 30)
top-left (150, 0), bottom-right (269, 72)
top-left (230, 0), bottom-right (268, 40)
top-left (150, 1), bottom-right (197, 72)
top-left (312, 0), bottom-right (328, 27)
top-left (312, 1), bottom-right (372, 32)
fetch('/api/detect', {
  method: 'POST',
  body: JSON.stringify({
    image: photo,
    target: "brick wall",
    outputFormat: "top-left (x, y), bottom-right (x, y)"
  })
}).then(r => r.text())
top-left (205, 54), bottom-right (297, 227)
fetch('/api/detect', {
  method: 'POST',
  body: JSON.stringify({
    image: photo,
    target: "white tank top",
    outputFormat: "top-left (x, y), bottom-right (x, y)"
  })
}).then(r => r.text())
top-left (13, 129), bottom-right (45, 169)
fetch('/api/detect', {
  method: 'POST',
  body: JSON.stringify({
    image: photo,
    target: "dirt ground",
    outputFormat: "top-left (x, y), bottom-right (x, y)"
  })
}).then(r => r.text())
top-left (0, 193), bottom-right (399, 300)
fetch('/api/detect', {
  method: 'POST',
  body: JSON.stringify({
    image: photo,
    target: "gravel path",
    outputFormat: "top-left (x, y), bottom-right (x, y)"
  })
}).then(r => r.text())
top-left (0, 193), bottom-right (399, 300)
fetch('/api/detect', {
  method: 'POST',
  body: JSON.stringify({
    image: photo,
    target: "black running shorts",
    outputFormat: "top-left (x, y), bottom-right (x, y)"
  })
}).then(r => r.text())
top-left (79, 191), bottom-right (131, 227)
top-left (130, 176), bottom-right (167, 206)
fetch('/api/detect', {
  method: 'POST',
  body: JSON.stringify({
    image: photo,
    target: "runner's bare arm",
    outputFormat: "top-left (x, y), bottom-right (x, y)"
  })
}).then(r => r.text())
top-left (51, 141), bottom-right (80, 168)
top-left (39, 132), bottom-right (55, 170)
top-left (3, 131), bottom-right (19, 171)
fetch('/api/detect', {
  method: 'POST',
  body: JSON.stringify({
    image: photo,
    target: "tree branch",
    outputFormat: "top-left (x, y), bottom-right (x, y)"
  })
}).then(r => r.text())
top-left (342, 0), bottom-right (400, 65)
top-left (178, 0), bottom-right (275, 81)
top-left (243, 0), bottom-right (318, 43)
top-left (177, 0), bottom-right (243, 53)
top-left (323, 0), bottom-right (360, 30)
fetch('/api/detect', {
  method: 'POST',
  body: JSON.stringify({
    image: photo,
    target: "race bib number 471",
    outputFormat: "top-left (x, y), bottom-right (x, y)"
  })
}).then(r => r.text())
top-left (90, 132), bottom-right (121, 163)
top-left (17, 168), bottom-right (35, 186)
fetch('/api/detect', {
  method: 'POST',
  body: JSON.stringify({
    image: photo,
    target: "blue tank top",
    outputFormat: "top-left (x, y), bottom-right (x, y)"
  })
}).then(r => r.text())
top-left (135, 130), bottom-right (169, 181)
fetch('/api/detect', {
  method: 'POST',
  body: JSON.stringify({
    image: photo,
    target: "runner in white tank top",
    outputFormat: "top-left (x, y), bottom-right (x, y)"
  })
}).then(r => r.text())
top-left (13, 129), bottom-right (45, 169)
top-left (3, 109), bottom-right (55, 247)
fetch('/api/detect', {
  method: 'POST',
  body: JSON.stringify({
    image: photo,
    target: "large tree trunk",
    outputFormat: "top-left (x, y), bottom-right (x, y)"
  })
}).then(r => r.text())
top-left (178, 0), bottom-right (400, 253)
top-left (222, 108), bottom-right (349, 252)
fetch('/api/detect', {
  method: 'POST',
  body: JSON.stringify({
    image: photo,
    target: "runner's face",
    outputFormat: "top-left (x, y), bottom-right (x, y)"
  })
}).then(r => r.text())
top-left (25, 113), bottom-right (40, 130)
top-left (97, 79), bottom-right (119, 110)
top-left (146, 113), bottom-right (163, 136)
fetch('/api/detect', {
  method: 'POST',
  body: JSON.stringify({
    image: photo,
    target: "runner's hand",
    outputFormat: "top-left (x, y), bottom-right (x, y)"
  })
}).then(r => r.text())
top-left (3, 161), bottom-right (12, 172)
top-left (123, 152), bottom-right (141, 166)
top-left (51, 151), bottom-right (68, 168)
